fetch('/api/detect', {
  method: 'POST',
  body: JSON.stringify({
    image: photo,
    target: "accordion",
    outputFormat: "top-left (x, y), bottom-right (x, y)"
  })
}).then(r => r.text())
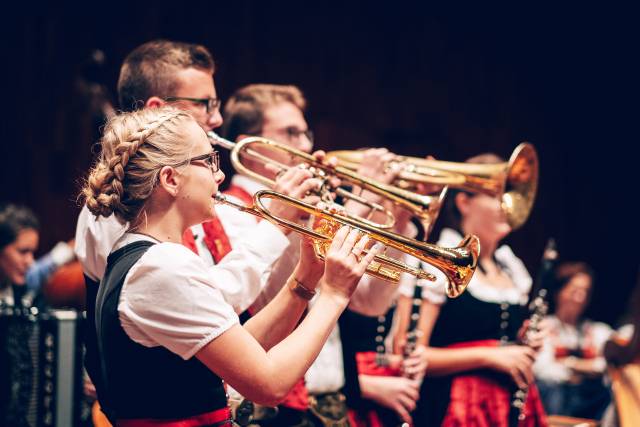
top-left (0, 306), bottom-right (87, 427)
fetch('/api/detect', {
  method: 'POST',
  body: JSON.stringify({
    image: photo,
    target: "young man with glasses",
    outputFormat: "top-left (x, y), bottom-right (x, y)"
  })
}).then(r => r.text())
top-left (75, 41), bottom-right (323, 414)
top-left (199, 83), bottom-right (417, 426)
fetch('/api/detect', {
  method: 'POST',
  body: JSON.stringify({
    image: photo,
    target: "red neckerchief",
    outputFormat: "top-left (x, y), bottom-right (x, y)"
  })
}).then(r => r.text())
top-left (182, 213), bottom-right (232, 263)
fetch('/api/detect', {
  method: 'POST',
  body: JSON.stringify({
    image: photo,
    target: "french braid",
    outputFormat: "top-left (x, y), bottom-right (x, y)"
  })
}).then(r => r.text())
top-left (82, 107), bottom-right (193, 222)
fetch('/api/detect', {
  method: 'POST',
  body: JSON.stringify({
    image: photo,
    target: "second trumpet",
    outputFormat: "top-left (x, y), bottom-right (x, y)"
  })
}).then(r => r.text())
top-left (215, 189), bottom-right (480, 298)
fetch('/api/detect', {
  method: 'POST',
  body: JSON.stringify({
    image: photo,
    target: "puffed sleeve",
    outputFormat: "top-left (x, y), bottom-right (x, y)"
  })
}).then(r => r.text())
top-left (74, 205), bottom-right (127, 281)
top-left (118, 242), bottom-right (239, 360)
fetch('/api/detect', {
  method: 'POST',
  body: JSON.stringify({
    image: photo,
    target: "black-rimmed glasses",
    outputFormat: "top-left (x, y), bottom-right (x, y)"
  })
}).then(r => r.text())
top-left (177, 151), bottom-right (220, 173)
top-left (164, 96), bottom-right (221, 114)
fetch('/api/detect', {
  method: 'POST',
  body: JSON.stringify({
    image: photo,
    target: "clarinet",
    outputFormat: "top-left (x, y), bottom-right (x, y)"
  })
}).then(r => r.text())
top-left (395, 283), bottom-right (424, 427)
top-left (403, 282), bottom-right (424, 379)
top-left (508, 238), bottom-right (557, 427)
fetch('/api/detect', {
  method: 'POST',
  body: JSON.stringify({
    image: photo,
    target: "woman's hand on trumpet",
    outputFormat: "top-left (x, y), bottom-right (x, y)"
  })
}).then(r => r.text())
top-left (265, 151), bottom-right (332, 230)
top-left (347, 148), bottom-right (400, 205)
top-left (320, 226), bottom-right (384, 303)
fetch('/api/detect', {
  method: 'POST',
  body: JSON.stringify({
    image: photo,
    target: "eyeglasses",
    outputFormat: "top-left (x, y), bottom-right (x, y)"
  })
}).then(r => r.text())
top-left (164, 96), bottom-right (221, 114)
top-left (275, 127), bottom-right (314, 143)
top-left (174, 150), bottom-right (220, 173)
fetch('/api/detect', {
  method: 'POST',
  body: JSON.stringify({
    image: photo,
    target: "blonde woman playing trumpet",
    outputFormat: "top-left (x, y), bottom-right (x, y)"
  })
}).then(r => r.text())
top-left (82, 106), bottom-right (382, 426)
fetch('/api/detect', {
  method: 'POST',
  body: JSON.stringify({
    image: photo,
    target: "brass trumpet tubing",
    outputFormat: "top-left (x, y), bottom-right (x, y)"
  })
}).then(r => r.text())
top-left (229, 142), bottom-right (398, 229)
top-left (244, 134), bottom-right (428, 211)
top-left (254, 190), bottom-right (479, 296)
top-left (210, 132), bottom-right (442, 226)
top-left (213, 189), bottom-right (479, 297)
top-left (311, 217), bottom-right (437, 284)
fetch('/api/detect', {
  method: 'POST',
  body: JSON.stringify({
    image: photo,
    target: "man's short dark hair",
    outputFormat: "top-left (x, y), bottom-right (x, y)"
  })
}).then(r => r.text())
top-left (221, 84), bottom-right (306, 142)
top-left (117, 40), bottom-right (215, 112)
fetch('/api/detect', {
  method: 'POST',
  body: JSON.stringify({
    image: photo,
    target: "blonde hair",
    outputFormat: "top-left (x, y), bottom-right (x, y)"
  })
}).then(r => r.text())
top-left (82, 106), bottom-right (195, 223)
top-left (221, 84), bottom-right (307, 141)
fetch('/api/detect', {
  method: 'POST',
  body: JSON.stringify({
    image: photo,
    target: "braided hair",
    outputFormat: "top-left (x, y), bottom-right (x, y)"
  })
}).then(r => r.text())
top-left (82, 106), bottom-right (194, 223)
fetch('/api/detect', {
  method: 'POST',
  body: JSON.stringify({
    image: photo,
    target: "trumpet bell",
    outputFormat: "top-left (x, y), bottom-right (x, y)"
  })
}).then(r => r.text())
top-left (327, 143), bottom-right (539, 230)
top-left (501, 143), bottom-right (538, 231)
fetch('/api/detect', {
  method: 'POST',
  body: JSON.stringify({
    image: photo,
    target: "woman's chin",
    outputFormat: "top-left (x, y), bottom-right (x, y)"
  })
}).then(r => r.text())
top-left (11, 274), bottom-right (26, 285)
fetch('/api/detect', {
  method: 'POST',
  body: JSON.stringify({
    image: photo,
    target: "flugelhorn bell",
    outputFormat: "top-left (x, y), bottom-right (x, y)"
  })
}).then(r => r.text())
top-left (327, 143), bottom-right (539, 230)
top-left (215, 189), bottom-right (480, 298)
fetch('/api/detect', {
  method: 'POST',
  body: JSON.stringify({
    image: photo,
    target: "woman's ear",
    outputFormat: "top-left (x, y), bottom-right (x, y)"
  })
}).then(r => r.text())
top-left (146, 96), bottom-right (166, 109)
top-left (157, 166), bottom-right (181, 197)
top-left (455, 192), bottom-right (471, 216)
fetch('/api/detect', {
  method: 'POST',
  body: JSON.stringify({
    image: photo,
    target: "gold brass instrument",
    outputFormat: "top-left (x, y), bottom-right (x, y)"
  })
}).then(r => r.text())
top-left (215, 189), bottom-right (480, 297)
top-left (208, 131), bottom-right (445, 235)
top-left (327, 143), bottom-right (539, 230)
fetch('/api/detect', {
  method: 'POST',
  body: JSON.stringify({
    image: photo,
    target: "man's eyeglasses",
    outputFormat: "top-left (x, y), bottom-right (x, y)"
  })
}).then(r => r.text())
top-left (277, 127), bottom-right (314, 143)
top-left (164, 96), bottom-right (221, 114)
top-left (174, 151), bottom-right (220, 173)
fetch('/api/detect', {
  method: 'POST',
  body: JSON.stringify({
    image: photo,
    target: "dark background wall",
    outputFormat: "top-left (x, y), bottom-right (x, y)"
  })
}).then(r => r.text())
top-left (1, 4), bottom-right (636, 324)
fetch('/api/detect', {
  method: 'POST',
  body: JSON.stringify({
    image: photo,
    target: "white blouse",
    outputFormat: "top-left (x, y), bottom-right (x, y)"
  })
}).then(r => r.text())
top-left (399, 228), bottom-right (532, 306)
top-left (74, 197), bottom-right (290, 314)
top-left (533, 315), bottom-right (612, 383)
top-left (113, 233), bottom-right (239, 360)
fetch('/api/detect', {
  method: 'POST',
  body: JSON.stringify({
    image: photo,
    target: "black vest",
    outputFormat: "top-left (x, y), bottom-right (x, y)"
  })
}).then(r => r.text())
top-left (416, 291), bottom-right (528, 426)
top-left (95, 241), bottom-right (227, 420)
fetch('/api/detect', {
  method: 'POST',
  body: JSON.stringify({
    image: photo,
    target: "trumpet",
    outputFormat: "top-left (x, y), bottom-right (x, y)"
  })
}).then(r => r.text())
top-left (215, 189), bottom-right (480, 297)
top-left (327, 143), bottom-right (538, 230)
top-left (208, 131), bottom-right (445, 235)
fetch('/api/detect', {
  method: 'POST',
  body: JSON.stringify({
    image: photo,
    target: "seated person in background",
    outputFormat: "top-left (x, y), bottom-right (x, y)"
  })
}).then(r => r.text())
top-left (0, 204), bottom-right (43, 426)
top-left (533, 262), bottom-right (613, 420)
top-left (0, 204), bottom-right (44, 309)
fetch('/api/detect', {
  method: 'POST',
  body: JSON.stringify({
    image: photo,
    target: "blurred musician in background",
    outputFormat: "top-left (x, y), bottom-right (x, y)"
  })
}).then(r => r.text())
top-left (0, 204), bottom-right (43, 310)
top-left (397, 153), bottom-right (548, 427)
top-left (533, 262), bottom-right (613, 420)
top-left (1, 204), bottom-right (43, 426)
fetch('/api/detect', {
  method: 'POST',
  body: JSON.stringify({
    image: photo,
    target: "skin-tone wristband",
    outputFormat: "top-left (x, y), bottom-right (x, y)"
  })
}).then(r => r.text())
top-left (288, 277), bottom-right (316, 301)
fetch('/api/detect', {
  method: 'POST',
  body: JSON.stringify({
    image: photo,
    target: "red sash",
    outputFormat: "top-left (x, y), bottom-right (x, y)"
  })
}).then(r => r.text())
top-left (349, 352), bottom-right (404, 427)
top-left (442, 340), bottom-right (548, 427)
top-left (117, 407), bottom-right (232, 427)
